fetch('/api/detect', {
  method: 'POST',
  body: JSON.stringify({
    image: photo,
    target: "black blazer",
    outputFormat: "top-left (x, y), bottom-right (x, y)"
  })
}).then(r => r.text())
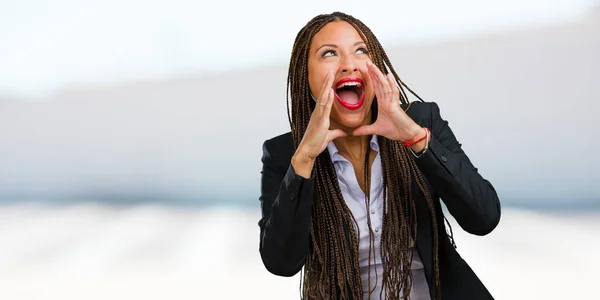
top-left (258, 101), bottom-right (501, 300)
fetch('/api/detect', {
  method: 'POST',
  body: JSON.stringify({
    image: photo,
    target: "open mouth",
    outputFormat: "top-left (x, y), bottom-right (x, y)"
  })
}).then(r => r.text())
top-left (334, 78), bottom-right (365, 110)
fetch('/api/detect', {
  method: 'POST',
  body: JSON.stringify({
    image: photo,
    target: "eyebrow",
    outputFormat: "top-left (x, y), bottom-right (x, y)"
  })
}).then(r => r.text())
top-left (316, 41), bottom-right (366, 53)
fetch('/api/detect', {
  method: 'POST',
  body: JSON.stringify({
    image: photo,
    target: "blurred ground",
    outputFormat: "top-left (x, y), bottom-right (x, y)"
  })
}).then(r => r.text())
top-left (0, 204), bottom-right (597, 300)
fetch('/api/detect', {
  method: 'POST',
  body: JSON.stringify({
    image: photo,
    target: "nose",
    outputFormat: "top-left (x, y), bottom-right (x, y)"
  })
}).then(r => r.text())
top-left (340, 56), bottom-right (358, 73)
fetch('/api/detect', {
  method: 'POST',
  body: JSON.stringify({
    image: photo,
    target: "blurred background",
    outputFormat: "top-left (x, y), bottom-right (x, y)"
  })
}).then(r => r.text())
top-left (1, 0), bottom-right (599, 299)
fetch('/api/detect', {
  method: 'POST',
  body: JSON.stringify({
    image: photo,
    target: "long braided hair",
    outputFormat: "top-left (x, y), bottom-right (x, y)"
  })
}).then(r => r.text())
top-left (286, 12), bottom-right (441, 300)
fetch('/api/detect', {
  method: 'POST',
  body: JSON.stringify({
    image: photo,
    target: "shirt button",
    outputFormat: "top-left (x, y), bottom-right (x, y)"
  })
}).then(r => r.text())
top-left (441, 155), bottom-right (448, 162)
top-left (371, 210), bottom-right (375, 214)
top-left (374, 228), bottom-right (379, 233)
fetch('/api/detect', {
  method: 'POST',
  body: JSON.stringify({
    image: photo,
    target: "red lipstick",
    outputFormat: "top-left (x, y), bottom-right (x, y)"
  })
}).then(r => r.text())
top-left (334, 77), bottom-right (365, 110)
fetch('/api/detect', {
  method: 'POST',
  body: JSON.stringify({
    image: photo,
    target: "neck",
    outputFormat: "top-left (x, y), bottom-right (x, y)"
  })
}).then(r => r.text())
top-left (330, 115), bottom-right (373, 162)
top-left (334, 135), bottom-right (371, 162)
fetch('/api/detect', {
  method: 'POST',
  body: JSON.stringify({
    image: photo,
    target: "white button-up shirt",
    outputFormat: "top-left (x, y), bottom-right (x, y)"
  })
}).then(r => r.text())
top-left (327, 135), bottom-right (431, 300)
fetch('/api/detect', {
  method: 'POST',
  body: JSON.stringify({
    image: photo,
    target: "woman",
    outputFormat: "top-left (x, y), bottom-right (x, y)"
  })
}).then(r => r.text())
top-left (258, 11), bottom-right (500, 300)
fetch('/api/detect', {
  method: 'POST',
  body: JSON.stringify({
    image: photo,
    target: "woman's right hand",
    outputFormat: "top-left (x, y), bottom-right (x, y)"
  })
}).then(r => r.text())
top-left (292, 71), bottom-right (347, 178)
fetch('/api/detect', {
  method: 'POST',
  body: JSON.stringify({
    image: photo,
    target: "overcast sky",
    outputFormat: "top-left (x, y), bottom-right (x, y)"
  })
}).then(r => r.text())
top-left (1, 0), bottom-right (597, 98)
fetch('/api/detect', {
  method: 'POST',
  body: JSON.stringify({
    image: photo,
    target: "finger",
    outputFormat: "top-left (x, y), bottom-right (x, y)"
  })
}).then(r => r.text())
top-left (378, 72), bottom-right (393, 96)
top-left (321, 88), bottom-right (335, 116)
top-left (385, 73), bottom-right (400, 102)
top-left (326, 128), bottom-right (347, 143)
top-left (318, 70), bottom-right (334, 107)
top-left (313, 72), bottom-right (329, 106)
top-left (366, 61), bottom-right (381, 89)
top-left (313, 71), bottom-right (330, 107)
top-left (352, 124), bottom-right (377, 137)
top-left (366, 62), bottom-right (384, 101)
top-left (367, 61), bottom-right (390, 93)
top-left (368, 63), bottom-right (392, 103)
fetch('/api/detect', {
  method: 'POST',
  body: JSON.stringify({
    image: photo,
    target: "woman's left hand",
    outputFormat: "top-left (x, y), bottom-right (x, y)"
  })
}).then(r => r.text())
top-left (353, 61), bottom-right (425, 142)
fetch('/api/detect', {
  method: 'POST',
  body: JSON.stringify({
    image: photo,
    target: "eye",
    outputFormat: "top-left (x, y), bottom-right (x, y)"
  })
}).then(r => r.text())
top-left (322, 49), bottom-right (336, 57)
top-left (356, 47), bottom-right (368, 55)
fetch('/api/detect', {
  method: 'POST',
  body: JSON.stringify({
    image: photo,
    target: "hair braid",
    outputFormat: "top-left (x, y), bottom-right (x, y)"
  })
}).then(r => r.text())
top-left (287, 11), bottom-right (441, 300)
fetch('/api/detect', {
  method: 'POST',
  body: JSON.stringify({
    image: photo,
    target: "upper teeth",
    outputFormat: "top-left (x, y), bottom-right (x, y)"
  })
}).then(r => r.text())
top-left (337, 81), bottom-right (362, 89)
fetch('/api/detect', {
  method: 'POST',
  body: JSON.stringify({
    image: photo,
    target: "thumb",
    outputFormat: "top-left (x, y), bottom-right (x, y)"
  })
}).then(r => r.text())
top-left (326, 128), bottom-right (348, 143)
top-left (352, 124), bottom-right (377, 136)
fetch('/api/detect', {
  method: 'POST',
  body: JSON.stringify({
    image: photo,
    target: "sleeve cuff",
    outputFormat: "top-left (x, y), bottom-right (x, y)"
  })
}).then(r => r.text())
top-left (283, 164), bottom-right (314, 203)
top-left (414, 135), bottom-right (454, 177)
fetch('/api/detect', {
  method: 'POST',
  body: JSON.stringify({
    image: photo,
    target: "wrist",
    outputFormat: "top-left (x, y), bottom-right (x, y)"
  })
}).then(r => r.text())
top-left (291, 151), bottom-right (315, 179)
top-left (408, 125), bottom-right (425, 141)
top-left (409, 127), bottom-right (430, 158)
top-left (409, 136), bottom-right (428, 153)
top-left (404, 127), bottom-right (429, 153)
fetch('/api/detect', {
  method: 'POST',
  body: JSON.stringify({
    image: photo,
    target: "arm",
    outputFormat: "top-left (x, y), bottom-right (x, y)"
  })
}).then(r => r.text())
top-left (414, 102), bottom-right (501, 236)
top-left (258, 139), bottom-right (314, 276)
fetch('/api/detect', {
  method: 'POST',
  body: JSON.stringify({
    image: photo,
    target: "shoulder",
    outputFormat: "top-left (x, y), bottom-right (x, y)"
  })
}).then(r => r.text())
top-left (400, 101), bottom-right (444, 128)
top-left (261, 131), bottom-right (295, 167)
top-left (263, 131), bottom-right (293, 150)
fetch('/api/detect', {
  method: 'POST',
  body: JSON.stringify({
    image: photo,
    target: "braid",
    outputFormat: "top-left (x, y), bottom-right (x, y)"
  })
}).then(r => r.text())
top-left (287, 11), bottom-right (441, 300)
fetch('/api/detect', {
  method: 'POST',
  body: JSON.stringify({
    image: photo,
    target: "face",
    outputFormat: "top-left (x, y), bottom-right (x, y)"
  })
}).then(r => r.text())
top-left (308, 21), bottom-right (375, 131)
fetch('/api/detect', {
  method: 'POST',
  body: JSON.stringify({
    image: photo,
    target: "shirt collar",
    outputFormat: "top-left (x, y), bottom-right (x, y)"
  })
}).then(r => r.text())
top-left (326, 135), bottom-right (380, 163)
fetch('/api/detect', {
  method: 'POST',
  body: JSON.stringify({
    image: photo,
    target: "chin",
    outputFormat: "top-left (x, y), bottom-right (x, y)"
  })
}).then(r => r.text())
top-left (332, 108), bottom-right (371, 131)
